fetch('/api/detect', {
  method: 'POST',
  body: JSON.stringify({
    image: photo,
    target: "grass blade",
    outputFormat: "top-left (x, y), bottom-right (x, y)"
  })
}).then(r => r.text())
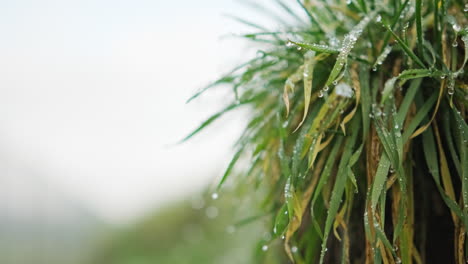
top-left (415, 0), bottom-right (424, 56)
top-left (319, 113), bottom-right (361, 264)
top-left (383, 24), bottom-right (426, 69)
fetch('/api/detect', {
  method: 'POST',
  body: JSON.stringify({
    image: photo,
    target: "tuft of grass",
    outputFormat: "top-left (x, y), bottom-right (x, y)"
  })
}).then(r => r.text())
top-left (187, 0), bottom-right (468, 263)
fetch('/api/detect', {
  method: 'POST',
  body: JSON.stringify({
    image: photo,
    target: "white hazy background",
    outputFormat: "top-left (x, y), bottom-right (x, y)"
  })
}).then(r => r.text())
top-left (0, 0), bottom-right (290, 224)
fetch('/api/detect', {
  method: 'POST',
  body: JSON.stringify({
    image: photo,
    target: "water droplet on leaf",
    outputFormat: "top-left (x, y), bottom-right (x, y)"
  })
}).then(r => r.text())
top-left (375, 15), bottom-right (382, 23)
top-left (226, 225), bottom-right (236, 234)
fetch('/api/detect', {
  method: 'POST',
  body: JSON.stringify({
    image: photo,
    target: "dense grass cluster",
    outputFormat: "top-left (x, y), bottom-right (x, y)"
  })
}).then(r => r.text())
top-left (186, 0), bottom-right (467, 263)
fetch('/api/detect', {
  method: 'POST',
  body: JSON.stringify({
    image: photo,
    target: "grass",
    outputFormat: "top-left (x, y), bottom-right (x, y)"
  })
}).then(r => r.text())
top-left (186, 0), bottom-right (468, 263)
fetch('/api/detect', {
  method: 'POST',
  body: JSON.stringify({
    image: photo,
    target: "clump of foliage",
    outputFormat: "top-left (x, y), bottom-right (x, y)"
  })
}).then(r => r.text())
top-left (186, 0), bottom-right (468, 263)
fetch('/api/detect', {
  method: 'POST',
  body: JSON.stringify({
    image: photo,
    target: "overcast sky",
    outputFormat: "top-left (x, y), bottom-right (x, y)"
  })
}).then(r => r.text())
top-left (0, 0), bottom-right (291, 223)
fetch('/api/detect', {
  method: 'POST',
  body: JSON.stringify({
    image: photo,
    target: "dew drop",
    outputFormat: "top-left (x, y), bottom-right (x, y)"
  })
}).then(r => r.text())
top-left (335, 83), bottom-right (353, 98)
top-left (374, 109), bottom-right (382, 118)
top-left (211, 192), bottom-right (219, 200)
top-left (226, 225), bottom-right (236, 234)
top-left (262, 245), bottom-right (269, 251)
top-left (292, 246), bottom-right (298, 253)
top-left (403, 23), bottom-right (409, 31)
top-left (286, 41), bottom-right (293, 47)
top-left (318, 91), bottom-right (324, 98)
top-left (323, 86), bottom-right (329, 92)
top-left (452, 41), bottom-right (458, 47)
top-left (464, 4), bottom-right (468, 12)
top-left (375, 15), bottom-right (382, 23)
top-left (440, 75), bottom-right (446, 79)
top-left (372, 66), bottom-right (377, 71)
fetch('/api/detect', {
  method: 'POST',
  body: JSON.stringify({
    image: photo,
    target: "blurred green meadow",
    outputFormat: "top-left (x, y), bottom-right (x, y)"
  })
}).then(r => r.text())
top-left (89, 190), bottom-right (286, 264)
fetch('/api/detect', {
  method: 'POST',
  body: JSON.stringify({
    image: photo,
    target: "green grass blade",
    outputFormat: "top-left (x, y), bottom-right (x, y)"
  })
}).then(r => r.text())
top-left (415, 0), bottom-right (424, 56)
top-left (273, 204), bottom-right (289, 237)
top-left (319, 114), bottom-right (361, 264)
top-left (452, 108), bottom-right (468, 226)
top-left (181, 104), bottom-right (239, 142)
top-left (370, 154), bottom-right (392, 210)
top-left (402, 91), bottom-right (437, 142)
top-left (325, 14), bottom-right (374, 87)
top-left (395, 78), bottom-right (422, 126)
top-left (217, 147), bottom-right (244, 189)
top-left (397, 69), bottom-right (434, 80)
top-left (360, 66), bottom-right (371, 139)
top-left (383, 24), bottom-right (426, 69)
top-left (297, 51), bottom-right (317, 128)
top-left (422, 125), bottom-right (464, 219)
top-left (310, 136), bottom-right (344, 238)
top-left (288, 40), bottom-right (340, 54)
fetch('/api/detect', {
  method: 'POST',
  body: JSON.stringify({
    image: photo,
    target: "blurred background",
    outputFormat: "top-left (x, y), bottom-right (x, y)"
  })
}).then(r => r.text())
top-left (0, 0), bottom-right (297, 263)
